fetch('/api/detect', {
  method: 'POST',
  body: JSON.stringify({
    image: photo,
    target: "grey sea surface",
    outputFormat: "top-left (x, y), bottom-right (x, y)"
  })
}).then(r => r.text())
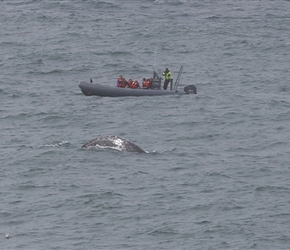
top-left (1, 0), bottom-right (290, 249)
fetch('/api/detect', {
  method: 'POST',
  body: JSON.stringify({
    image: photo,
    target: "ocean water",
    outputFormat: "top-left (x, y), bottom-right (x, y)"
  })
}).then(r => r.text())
top-left (1, 0), bottom-right (290, 249)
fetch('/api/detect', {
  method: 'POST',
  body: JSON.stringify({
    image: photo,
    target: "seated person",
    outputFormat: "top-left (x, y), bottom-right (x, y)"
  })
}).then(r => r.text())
top-left (117, 75), bottom-right (128, 88)
top-left (130, 80), bottom-right (140, 89)
top-left (127, 79), bottom-right (133, 88)
top-left (142, 78), bottom-right (151, 89)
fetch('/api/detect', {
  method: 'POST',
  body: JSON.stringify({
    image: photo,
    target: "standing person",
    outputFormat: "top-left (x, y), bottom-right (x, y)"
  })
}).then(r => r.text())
top-left (162, 68), bottom-right (172, 90)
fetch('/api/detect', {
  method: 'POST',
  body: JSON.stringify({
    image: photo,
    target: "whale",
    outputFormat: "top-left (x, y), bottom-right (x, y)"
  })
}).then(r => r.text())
top-left (82, 135), bottom-right (146, 153)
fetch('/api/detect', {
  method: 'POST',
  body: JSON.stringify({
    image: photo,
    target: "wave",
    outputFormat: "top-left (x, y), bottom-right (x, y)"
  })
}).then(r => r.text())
top-left (36, 141), bottom-right (70, 148)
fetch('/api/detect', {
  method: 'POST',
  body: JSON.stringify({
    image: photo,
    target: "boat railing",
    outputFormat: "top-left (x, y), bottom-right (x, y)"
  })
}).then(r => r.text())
top-left (173, 65), bottom-right (184, 91)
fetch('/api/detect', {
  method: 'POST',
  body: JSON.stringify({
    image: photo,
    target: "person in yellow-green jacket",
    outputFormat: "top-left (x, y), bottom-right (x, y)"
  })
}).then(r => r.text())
top-left (162, 68), bottom-right (172, 90)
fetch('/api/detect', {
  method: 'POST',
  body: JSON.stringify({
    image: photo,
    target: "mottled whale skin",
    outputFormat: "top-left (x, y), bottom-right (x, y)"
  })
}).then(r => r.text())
top-left (82, 135), bottom-right (146, 153)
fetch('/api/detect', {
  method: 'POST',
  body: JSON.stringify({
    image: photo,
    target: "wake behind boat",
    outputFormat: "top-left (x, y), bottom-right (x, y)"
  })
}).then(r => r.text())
top-left (78, 65), bottom-right (197, 97)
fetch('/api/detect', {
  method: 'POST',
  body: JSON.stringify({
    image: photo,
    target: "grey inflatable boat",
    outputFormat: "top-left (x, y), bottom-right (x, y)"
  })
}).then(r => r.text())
top-left (78, 66), bottom-right (197, 97)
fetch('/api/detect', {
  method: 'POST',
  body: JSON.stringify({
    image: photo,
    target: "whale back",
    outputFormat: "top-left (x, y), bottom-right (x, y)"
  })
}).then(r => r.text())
top-left (82, 136), bottom-right (146, 153)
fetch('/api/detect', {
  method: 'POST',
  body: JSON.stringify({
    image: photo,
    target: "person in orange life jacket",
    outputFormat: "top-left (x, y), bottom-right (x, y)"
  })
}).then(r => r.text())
top-left (127, 79), bottom-right (133, 88)
top-left (142, 78), bottom-right (151, 89)
top-left (142, 78), bottom-right (146, 87)
top-left (162, 68), bottom-right (172, 90)
top-left (130, 80), bottom-right (140, 89)
top-left (117, 75), bottom-right (128, 88)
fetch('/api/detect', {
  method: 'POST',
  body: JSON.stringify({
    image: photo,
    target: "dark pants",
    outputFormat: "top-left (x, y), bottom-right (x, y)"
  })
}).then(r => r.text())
top-left (163, 79), bottom-right (170, 90)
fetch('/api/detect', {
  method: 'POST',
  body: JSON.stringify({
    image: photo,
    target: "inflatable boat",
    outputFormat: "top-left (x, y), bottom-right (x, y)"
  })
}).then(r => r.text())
top-left (78, 66), bottom-right (197, 97)
top-left (79, 81), bottom-right (196, 97)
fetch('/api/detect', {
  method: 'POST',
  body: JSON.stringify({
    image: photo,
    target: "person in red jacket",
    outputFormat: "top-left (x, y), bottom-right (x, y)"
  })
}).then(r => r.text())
top-left (127, 79), bottom-right (133, 88)
top-left (142, 78), bottom-right (151, 89)
top-left (130, 80), bottom-right (140, 89)
top-left (117, 75), bottom-right (128, 88)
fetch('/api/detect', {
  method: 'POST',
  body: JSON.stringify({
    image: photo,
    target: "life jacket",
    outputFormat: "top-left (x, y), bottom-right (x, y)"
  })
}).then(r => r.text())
top-left (131, 80), bottom-right (139, 89)
top-left (127, 79), bottom-right (133, 88)
top-left (117, 78), bottom-right (127, 88)
top-left (142, 79), bottom-right (151, 88)
top-left (162, 71), bottom-right (172, 80)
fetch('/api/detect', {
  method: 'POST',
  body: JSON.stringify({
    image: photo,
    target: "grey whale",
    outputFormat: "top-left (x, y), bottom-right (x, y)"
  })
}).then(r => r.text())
top-left (82, 135), bottom-right (146, 153)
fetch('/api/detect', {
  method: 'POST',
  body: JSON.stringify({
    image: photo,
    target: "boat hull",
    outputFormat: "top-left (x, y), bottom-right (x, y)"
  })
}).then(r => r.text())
top-left (78, 81), bottom-right (196, 97)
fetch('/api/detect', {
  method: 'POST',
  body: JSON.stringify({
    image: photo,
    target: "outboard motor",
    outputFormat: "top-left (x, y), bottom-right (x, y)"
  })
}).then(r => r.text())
top-left (183, 85), bottom-right (197, 94)
top-left (151, 70), bottom-right (162, 90)
top-left (151, 80), bottom-right (161, 90)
